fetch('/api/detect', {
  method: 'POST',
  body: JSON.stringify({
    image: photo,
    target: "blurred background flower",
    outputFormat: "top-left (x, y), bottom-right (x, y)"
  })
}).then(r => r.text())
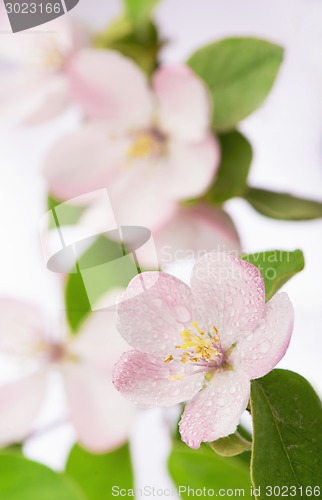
top-left (0, 0), bottom-right (322, 497)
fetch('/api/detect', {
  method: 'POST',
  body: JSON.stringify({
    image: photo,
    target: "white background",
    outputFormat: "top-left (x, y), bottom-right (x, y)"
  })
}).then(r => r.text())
top-left (0, 0), bottom-right (322, 496)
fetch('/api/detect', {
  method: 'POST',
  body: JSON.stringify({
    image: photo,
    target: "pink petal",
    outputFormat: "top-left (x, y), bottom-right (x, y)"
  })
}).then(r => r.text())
top-left (68, 49), bottom-right (153, 128)
top-left (43, 123), bottom-right (124, 200)
top-left (231, 293), bottom-right (294, 379)
top-left (117, 272), bottom-right (195, 356)
top-left (0, 17), bottom-right (77, 65)
top-left (22, 76), bottom-right (71, 125)
top-left (153, 65), bottom-right (211, 141)
top-left (105, 159), bottom-right (177, 230)
top-left (113, 350), bottom-right (204, 408)
top-left (63, 362), bottom-right (135, 453)
top-left (159, 135), bottom-right (220, 200)
top-left (69, 295), bottom-right (131, 373)
top-left (179, 369), bottom-right (250, 449)
top-left (0, 299), bottom-right (45, 357)
top-left (0, 72), bottom-right (70, 125)
top-left (140, 203), bottom-right (241, 268)
top-left (191, 253), bottom-right (265, 348)
top-left (0, 372), bottom-right (47, 446)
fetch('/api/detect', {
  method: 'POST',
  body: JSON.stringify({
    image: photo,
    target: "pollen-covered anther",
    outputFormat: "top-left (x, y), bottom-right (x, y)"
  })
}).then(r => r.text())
top-left (164, 322), bottom-right (223, 366)
top-left (127, 130), bottom-right (166, 160)
top-left (168, 373), bottom-right (184, 381)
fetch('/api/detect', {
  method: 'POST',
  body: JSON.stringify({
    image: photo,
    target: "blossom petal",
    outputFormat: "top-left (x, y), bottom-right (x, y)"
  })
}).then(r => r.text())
top-left (117, 272), bottom-right (195, 356)
top-left (23, 76), bottom-right (71, 125)
top-left (63, 362), bottom-right (135, 452)
top-left (70, 292), bottom-right (130, 372)
top-left (191, 253), bottom-right (265, 348)
top-left (43, 123), bottom-right (124, 200)
top-left (231, 293), bottom-right (294, 379)
top-left (106, 159), bottom-right (177, 229)
top-left (0, 372), bottom-right (47, 446)
top-left (68, 49), bottom-right (153, 129)
top-left (153, 65), bottom-right (211, 141)
top-left (0, 72), bottom-right (70, 125)
top-left (65, 295), bottom-right (137, 452)
top-left (0, 299), bottom-right (44, 357)
top-left (141, 203), bottom-right (240, 268)
top-left (159, 135), bottom-right (220, 200)
top-left (113, 350), bottom-right (204, 408)
top-left (179, 370), bottom-right (250, 449)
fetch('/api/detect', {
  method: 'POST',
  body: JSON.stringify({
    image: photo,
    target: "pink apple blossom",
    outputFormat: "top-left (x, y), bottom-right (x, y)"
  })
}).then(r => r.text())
top-left (0, 293), bottom-right (135, 452)
top-left (43, 50), bottom-right (220, 230)
top-left (142, 203), bottom-right (241, 269)
top-left (113, 252), bottom-right (294, 449)
top-left (0, 9), bottom-right (89, 125)
top-left (77, 196), bottom-right (241, 270)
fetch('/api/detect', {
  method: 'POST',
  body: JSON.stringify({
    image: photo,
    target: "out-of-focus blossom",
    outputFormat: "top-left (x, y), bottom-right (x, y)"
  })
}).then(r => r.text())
top-left (43, 50), bottom-right (220, 230)
top-left (0, 8), bottom-right (89, 125)
top-left (113, 252), bottom-right (294, 449)
top-left (141, 203), bottom-right (241, 269)
top-left (0, 293), bottom-right (135, 452)
top-left (76, 195), bottom-right (241, 271)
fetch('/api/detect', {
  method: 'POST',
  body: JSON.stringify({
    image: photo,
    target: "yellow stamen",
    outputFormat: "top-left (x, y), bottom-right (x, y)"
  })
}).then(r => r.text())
top-left (165, 322), bottom-right (222, 371)
top-left (193, 322), bottom-right (205, 335)
top-left (127, 133), bottom-right (155, 159)
top-left (168, 374), bottom-right (184, 381)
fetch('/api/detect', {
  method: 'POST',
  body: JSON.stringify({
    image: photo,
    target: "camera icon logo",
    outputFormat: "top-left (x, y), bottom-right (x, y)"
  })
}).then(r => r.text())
top-left (40, 190), bottom-right (160, 314)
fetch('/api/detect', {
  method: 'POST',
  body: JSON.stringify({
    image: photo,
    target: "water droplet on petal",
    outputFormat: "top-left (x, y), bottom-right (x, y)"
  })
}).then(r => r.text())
top-left (259, 341), bottom-right (271, 354)
top-left (174, 305), bottom-right (191, 323)
top-left (153, 298), bottom-right (163, 308)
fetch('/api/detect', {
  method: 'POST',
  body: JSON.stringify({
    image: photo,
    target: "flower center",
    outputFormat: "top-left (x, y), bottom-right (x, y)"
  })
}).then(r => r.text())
top-left (33, 39), bottom-right (65, 71)
top-left (43, 48), bottom-right (64, 70)
top-left (127, 129), bottom-right (166, 160)
top-left (48, 342), bottom-right (66, 362)
top-left (164, 322), bottom-right (223, 367)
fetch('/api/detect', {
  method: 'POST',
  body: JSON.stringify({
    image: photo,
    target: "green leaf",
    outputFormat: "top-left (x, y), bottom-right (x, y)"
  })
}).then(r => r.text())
top-left (47, 195), bottom-right (85, 229)
top-left (65, 236), bottom-right (142, 333)
top-left (210, 432), bottom-right (251, 457)
top-left (206, 131), bottom-right (252, 203)
top-left (95, 16), bottom-right (160, 75)
top-left (123, 0), bottom-right (159, 25)
top-left (251, 370), bottom-right (322, 498)
top-left (244, 187), bottom-right (322, 220)
top-left (188, 38), bottom-right (283, 131)
top-left (66, 444), bottom-right (133, 500)
top-left (169, 441), bottom-right (253, 499)
top-left (242, 249), bottom-right (304, 301)
top-left (0, 454), bottom-right (84, 500)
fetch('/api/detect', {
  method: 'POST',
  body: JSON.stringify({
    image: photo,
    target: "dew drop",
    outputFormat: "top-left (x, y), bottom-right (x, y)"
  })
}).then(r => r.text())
top-left (170, 387), bottom-right (181, 397)
top-left (259, 341), bottom-right (271, 354)
top-left (174, 305), bottom-right (191, 323)
top-left (152, 298), bottom-right (163, 308)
